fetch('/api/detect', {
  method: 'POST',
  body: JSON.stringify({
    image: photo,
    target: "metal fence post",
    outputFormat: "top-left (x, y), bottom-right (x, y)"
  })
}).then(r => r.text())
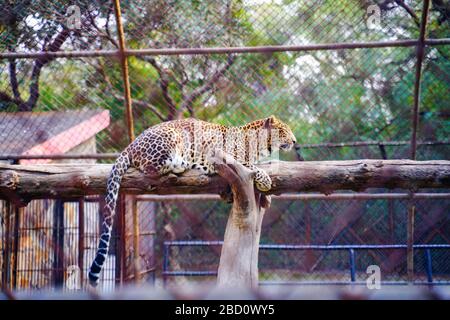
top-left (12, 206), bottom-right (20, 289)
top-left (411, 0), bottom-right (430, 160)
top-left (52, 200), bottom-right (65, 288)
top-left (132, 196), bottom-right (140, 283)
top-left (115, 194), bottom-right (127, 286)
top-left (407, 197), bottom-right (415, 284)
top-left (2, 201), bottom-right (11, 290)
top-left (78, 198), bottom-right (85, 286)
top-left (349, 249), bottom-right (356, 282)
top-left (425, 249), bottom-right (433, 284)
top-left (304, 200), bottom-right (313, 271)
top-left (163, 243), bottom-right (170, 288)
top-left (113, 0), bottom-right (135, 142)
top-left (407, 0), bottom-right (431, 285)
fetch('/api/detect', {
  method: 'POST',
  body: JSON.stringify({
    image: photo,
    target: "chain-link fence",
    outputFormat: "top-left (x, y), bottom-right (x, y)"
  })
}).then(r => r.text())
top-left (0, 0), bottom-right (449, 291)
top-left (157, 194), bottom-right (450, 287)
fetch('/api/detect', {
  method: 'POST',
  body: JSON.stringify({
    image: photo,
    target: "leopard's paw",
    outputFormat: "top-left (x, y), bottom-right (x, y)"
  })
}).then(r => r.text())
top-left (254, 168), bottom-right (272, 192)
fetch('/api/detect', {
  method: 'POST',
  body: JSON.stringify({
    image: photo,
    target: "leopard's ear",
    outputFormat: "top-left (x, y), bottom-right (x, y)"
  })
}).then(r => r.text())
top-left (264, 115), bottom-right (276, 129)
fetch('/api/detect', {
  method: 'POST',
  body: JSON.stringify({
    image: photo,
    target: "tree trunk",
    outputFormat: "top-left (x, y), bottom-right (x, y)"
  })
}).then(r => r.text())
top-left (209, 150), bottom-right (271, 288)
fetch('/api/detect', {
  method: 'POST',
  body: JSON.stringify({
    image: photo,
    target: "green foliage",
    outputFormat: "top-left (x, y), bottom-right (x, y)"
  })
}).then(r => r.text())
top-left (0, 0), bottom-right (448, 159)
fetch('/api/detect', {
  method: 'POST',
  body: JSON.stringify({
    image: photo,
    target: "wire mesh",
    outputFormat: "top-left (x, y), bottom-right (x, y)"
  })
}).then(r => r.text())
top-left (0, 198), bottom-right (122, 291)
top-left (159, 196), bottom-right (449, 286)
top-left (0, 0), bottom-right (449, 291)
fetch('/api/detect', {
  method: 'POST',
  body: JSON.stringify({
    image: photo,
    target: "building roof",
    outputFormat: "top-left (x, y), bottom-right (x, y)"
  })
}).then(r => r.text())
top-left (0, 109), bottom-right (110, 158)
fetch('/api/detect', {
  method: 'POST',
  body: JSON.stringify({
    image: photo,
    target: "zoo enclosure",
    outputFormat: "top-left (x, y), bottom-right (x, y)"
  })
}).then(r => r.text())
top-left (2, 192), bottom-right (449, 290)
top-left (0, 0), bottom-right (449, 290)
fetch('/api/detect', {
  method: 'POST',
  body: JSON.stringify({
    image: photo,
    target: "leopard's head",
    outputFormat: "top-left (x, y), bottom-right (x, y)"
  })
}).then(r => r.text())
top-left (264, 115), bottom-right (297, 151)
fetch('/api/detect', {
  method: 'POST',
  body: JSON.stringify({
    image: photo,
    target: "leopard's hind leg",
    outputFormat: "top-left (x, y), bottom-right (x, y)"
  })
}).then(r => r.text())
top-left (129, 137), bottom-right (189, 192)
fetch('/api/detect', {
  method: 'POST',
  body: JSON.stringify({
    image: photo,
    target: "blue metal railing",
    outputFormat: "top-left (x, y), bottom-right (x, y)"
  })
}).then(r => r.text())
top-left (162, 241), bottom-right (450, 286)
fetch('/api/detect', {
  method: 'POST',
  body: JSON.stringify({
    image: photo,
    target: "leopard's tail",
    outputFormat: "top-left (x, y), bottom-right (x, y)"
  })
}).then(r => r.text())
top-left (88, 151), bottom-right (131, 286)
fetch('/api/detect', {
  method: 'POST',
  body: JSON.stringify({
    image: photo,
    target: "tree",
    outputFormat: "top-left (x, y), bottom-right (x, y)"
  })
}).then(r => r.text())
top-left (0, 0), bottom-right (448, 156)
top-left (0, 0), bottom-right (115, 111)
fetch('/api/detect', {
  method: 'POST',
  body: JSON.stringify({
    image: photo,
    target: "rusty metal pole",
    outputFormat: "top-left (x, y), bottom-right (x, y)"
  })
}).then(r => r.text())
top-left (12, 206), bottom-right (20, 289)
top-left (113, 0), bottom-right (135, 142)
top-left (411, 0), bottom-right (430, 160)
top-left (113, 0), bottom-right (134, 288)
top-left (117, 194), bottom-right (127, 285)
top-left (407, 195), bottom-right (415, 283)
top-left (408, 0), bottom-right (430, 284)
top-left (304, 200), bottom-right (313, 271)
top-left (2, 39), bottom-right (450, 60)
top-left (132, 197), bottom-right (140, 283)
top-left (121, 196), bottom-right (128, 285)
top-left (78, 198), bottom-right (85, 286)
top-left (2, 202), bottom-right (11, 290)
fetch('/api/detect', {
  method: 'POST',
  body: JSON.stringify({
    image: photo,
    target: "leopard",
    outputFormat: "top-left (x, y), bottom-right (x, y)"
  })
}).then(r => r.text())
top-left (88, 115), bottom-right (296, 286)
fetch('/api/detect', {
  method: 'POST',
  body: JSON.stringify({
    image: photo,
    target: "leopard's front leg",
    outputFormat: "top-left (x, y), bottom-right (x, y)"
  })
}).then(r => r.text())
top-left (208, 149), bottom-right (272, 192)
top-left (250, 165), bottom-right (272, 192)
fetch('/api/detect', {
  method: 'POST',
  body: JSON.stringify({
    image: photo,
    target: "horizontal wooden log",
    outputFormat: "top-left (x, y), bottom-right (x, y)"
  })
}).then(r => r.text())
top-left (0, 160), bottom-right (449, 206)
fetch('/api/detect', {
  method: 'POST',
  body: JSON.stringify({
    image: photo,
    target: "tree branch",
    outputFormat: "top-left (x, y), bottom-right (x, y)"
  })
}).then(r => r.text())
top-left (136, 56), bottom-right (177, 120)
top-left (180, 55), bottom-right (235, 115)
top-left (394, 0), bottom-right (419, 24)
top-left (209, 149), bottom-right (256, 209)
top-left (0, 91), bottom-right (23, 108)
top-left (8, 58), bottom-right (21, 101)
top-left (94, 60), bottom-right (166, 121)
top-left (121, 96), bottom-right (166, 121)
top-left (1, 160), bottom-right (449, 206)
top-left (18, 27), bottom-right (71, 111)
top-left (86, 9), bottom-right (118, 48)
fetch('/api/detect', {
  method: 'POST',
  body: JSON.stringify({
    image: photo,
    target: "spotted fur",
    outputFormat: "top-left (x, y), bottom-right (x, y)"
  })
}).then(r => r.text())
top-left (88, 116), bottom-right (296, 285)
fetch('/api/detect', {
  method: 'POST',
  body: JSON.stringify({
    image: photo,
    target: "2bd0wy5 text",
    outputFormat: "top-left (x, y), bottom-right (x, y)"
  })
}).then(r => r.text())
top-left (175, 304), bottom-right (275, 317)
